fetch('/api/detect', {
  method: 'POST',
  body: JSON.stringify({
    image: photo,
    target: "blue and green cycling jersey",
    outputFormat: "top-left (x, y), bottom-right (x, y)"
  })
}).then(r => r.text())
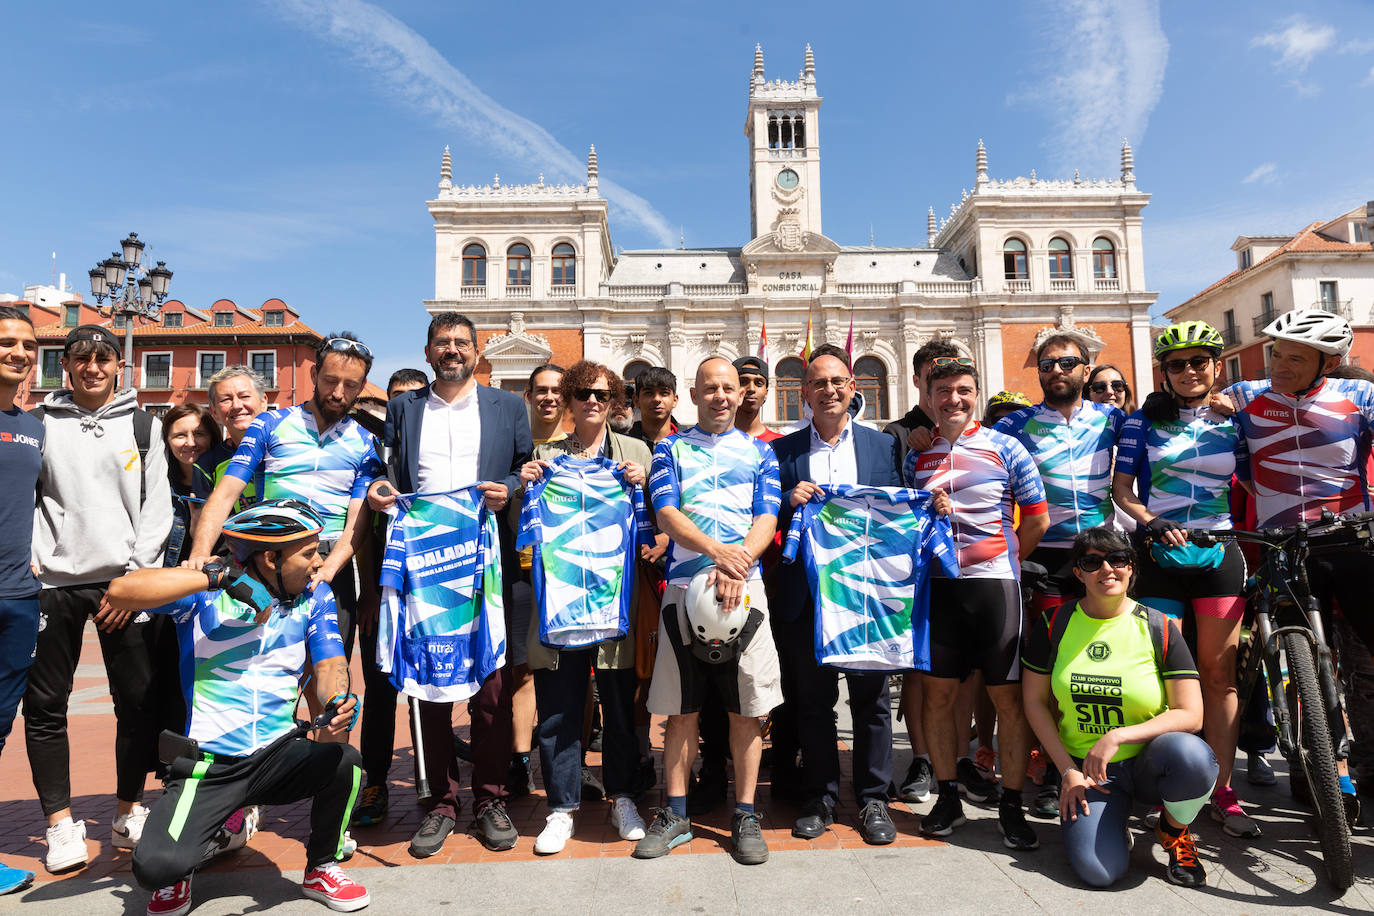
top-left (1114, 406), bottom-right (1240, 530)
top-left (517, 454), bottom-right (652, 649)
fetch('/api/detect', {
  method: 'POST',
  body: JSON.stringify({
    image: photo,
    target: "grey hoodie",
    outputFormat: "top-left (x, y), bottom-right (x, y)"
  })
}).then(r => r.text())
top-left (32, 387), bottom-right (173, 587)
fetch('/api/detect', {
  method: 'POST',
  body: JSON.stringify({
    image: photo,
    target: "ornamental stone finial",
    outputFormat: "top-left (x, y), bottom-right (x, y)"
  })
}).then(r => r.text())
top-left (927, 206), bottom-right (937, 246)
top-left (754, 43), bottom-right (765, 77)
top-left (803, 44), bottom-right (815, 81)
top-left (587, 145), bottom-right (599, 191)
top-left (975, 139), bottom-right (988, 186)
top-left (439, 145), bottom-right (452, 190)
top-left (1121, 138), bottom-right (1135, 185)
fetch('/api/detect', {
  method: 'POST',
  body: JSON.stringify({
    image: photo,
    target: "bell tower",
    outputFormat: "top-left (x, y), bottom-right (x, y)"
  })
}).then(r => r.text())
top-left (746, 44), bottom-right (823, 244)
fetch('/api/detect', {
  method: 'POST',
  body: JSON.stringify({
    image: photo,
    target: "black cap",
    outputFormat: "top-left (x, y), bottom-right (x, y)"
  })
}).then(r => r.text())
top-left (733, 355), bottom-right (769, 383)
top-left (65, 324), bottom-right (118, 353)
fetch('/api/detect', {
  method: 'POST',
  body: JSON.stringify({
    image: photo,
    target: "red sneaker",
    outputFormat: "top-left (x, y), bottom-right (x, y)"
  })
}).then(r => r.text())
top-left (146, 877), bottom-right (192, 916)
top-left (301, 863), bottom-right (370, 912)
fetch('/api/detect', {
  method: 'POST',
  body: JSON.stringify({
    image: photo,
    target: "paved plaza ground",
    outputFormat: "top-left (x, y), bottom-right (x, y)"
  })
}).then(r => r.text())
top-left (2, 624), bottom-right (1372, 914)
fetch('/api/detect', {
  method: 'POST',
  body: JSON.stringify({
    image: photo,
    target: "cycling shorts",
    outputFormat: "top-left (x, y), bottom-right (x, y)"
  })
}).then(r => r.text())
top-left (927, 577), bottom-right (1023, 685)
top-left (1133, 538), bottom-right (1247, 622)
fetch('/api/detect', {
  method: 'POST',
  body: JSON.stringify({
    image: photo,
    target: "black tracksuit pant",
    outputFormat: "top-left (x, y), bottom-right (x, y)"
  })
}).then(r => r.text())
top-left (133, 735), bottom-right (362, 890)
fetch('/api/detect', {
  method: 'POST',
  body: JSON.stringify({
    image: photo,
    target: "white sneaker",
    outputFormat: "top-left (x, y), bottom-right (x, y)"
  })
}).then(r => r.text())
top-left (113, 804), bottom-right (151, 850)
top-left (534, 811), bottom-right (575, 855)
top-left (611, 796), bottom-right (646, 841)
top-left (44, 817), bottom-right (88, 872)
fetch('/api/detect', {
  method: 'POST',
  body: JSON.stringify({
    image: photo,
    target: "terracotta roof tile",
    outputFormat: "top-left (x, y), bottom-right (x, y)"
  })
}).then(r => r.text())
top-left (29, 318), bottom-right (322, 339)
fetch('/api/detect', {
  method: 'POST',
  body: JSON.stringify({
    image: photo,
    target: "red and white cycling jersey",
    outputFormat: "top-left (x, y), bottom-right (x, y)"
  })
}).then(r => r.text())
top-left (1225, 377), bottom-right (1374, 528)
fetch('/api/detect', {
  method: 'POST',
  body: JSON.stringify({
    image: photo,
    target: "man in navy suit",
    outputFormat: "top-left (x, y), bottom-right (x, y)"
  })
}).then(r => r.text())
top-left (367, 312), bottom-right (532, 859)
top-left (769, 344), bottom-right (906, 845)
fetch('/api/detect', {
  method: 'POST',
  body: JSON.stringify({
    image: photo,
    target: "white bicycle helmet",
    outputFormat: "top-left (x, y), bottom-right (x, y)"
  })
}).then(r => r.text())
top-left (1262, 308), bottom-right (1353, 357)
top-left (684, 566), bottom-right (752, 664)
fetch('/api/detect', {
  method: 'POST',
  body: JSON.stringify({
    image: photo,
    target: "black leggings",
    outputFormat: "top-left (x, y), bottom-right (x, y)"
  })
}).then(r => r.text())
top-left (24, 584), bottom-right (156, 814)
top-left (133, 735), bottom-right (362, 890)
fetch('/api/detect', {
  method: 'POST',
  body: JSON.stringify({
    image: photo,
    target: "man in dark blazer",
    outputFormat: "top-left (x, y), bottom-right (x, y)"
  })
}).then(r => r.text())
top-left (770, 344), bottom-right (902, 845)
top-left (367, 312), bottom-right (532, 859)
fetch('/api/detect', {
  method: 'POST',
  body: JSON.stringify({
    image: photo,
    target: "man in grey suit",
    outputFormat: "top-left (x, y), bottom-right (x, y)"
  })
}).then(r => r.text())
top-left (367, 312), bottom-right (532, 859)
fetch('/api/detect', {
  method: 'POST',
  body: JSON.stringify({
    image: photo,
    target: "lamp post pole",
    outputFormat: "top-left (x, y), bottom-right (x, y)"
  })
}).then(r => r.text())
top-left (87, 233), bottom-right (173, 389)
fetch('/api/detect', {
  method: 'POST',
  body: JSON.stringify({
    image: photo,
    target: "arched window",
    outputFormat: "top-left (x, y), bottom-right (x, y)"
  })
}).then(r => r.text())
top-left (1048, 237), bottom-right (1072, 280)
top-left (775, 358), bottom-right (805, 423)
top-left (1092, 238), bottom-right (1117, 279)
top-left (853, 356), bottom-right (890, 420)
top-left (623, 360), bottom-right (651, 391)
top-left (507, 243), bottom-right (531, 286)
top-left (551, 243), bottom-right (576, 286)
top-left (1003, 239), bottom-right (1028, 280)
top-left (462, 244), bottom-right (486, 286)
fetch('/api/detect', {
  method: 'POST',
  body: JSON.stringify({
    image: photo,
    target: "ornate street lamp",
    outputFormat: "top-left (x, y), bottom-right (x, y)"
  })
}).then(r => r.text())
top-left (87, 232), bottom-right (172, 388)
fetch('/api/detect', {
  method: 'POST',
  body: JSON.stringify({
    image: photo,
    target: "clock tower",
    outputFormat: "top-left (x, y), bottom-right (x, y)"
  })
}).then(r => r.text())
top-left (746, 44), bottom-right (823, 245)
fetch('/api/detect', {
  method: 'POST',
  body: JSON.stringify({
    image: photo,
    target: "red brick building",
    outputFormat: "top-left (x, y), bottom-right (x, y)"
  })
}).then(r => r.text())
top-left (14, 296), bottom-right (382, 415)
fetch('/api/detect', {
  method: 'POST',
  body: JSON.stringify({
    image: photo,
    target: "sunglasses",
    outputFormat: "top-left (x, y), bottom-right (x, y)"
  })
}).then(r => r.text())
top-left (1089, 380), bottom-right (1128, 394)
top-left (574, 388), bottom-right (613, 403)
top-left (321, 338), bottom-right (373, 360)
top-left (1162, 355), bottom-right (1213, 375)
top-left (1074, 551), bottom-right (1133, 572)
top-left (931, 357), bottom-right (976, 368)
top-left (1038, 356), bottom-right (1086, 373)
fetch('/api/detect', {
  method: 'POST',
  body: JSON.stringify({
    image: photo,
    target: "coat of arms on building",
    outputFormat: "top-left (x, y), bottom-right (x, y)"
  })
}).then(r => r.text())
top-left (774, 209), bottom-right (806, 252)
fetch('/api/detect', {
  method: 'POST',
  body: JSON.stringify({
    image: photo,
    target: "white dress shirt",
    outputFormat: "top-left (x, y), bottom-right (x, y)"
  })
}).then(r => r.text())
top-left (807, 417), bottom-right (858, 486)
top-left (417, 386), bottom-right (481, 492)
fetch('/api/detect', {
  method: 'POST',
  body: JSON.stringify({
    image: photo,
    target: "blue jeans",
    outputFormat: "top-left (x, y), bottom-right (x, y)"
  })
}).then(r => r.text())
top-left (0, 595), bottom-right (40, 756)
top-left (533, 657), bottom-right (636, 810)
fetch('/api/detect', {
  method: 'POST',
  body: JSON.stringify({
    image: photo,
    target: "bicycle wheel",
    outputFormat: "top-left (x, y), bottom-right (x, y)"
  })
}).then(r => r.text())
top-left (1283, 630), bottom-right (1354, 890)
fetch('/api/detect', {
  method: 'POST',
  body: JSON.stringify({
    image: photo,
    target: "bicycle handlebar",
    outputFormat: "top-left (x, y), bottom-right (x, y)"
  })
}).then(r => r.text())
top-left (1177, 509), bottom-right (1374, 550)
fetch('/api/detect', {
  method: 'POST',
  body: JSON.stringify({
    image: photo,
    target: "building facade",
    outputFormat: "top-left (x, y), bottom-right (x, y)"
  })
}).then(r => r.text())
top-left (10, 294), bottom-right (337, 415)
top-left (1164, 205), bottom-right (1374, 384)
top-left (424, 45), bottom-right (1159, 424)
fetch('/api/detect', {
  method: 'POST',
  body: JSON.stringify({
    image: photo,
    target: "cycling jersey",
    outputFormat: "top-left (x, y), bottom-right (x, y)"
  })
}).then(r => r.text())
top-left (649, 425), bottom-right (781, 586)
top-left (902, 422), bottom-right (1048, 579)
top-left (782, 485), bottom-right (959, 671)
top-left (377, 486), bottom-right (505, 702)
top-left (994, 401), bottom-right (1124, 549)
top-left (1224, 377), bottom-right (1374, 527)
top-left (1114, 407), bottom-right (1240, 530)
top-left (224, 404), bottom-right (381, 539)
top-left (1022, 600), bottom-right (1197, 762)
top-left (517, 455), bottom-right (652, 649)
top-left (151, 583), bottom-right (343, 757)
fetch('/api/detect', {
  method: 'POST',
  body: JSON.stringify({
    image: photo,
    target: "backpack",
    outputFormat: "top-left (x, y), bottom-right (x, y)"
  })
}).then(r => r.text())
top-left (29, 404), bottom-right (156, 505)
top-left (1041, 599), bottom-right (1170, 674)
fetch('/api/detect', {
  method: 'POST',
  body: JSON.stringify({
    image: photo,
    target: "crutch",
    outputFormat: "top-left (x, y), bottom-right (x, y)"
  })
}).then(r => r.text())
top-left (411, 695), bottom-right (431, 802)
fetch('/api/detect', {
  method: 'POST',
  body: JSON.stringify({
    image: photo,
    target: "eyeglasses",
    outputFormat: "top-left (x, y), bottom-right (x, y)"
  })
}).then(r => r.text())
top-left (1038, 356), bottom-right (1086, 373)
top-left (430, 337), bottom-right (475, 353)
top-left (321, 338), bottom-right (372, 360)
top-left (806, 376), bottom-right (853, 392)
top-left (930, 357), bottom-right (976, 368)
top-left (574, 388), bottom-right (613, 403)
top-left (1162, 355), bottom-right (1213, 375)
top-left (1089, 380), bottom-right (1128, 394)
top-left (1074, 551), bottom-right (1133, 572)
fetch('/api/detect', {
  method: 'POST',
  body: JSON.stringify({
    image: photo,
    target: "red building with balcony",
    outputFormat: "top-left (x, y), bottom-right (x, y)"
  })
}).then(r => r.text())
top-left (14, 296), bottom-right (378, 416)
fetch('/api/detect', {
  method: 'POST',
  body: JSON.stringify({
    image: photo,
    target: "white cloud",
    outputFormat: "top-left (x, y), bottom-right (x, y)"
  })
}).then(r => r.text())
top-left (1288, 78), bottom-right (1322, 98)
top-left (1340, 39), bottom-right (1374, 54)
top-left (1364, 66), bottom-right (1374, 88)
top-left (1252, 17), bottom-right (1336, 71)
top-left (1015, 0), bottom-right (1169, 175)
top-left (273, 0), bottom-right (676, 247)
top-left (1241, 162), bottom-right (1277, 185)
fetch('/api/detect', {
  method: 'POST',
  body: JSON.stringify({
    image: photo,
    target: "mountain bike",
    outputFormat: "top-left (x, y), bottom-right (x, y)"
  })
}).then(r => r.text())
top-left (1185, 509), bottom-right (1371, 891)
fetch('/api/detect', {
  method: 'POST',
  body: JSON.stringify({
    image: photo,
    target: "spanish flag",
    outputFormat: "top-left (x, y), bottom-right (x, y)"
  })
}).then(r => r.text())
top-left (800, 311), bottom-right (813, 364)
top-left (758, 317), bottom-right (769, 362)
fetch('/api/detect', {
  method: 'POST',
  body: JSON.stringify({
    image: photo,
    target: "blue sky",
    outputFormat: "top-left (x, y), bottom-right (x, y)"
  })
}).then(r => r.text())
top-left (2, 0), bottom-right (1372, 384)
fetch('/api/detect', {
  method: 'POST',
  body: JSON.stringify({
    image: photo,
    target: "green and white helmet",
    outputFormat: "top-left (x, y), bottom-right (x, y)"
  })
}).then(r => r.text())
top-left (1153, 321), bottom-right (1225, 360)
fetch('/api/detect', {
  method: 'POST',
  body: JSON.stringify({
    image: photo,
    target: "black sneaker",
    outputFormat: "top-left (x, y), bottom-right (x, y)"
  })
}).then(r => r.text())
top-left (899, 757), bottom-right (934, 803)
top-left (1031, 783), bottom-right (1060, 819)
top-left (998, 804), bottom-right (1039, 850)
top-left (472, 800), bottom-right (518, 851)
top-left (632, 808), bottom-right (692, 859)
top-left (408, 810), bottom-right (455, 859)
top-left (581, 765), bottom-right (605, 802)
top-left (688, 763), bottom-right (728, 816)
top-left (507, 753), bottom-right (534, 799)
top-left (352, 783), bottom-right (389, 827)
top-left (1156, 824), bottom-right (1206, 887)
top-left (957, 758), bottom-right (999, 804)
top-left (731, 811), bottom-right (769, 865)
top-left (920, 792), bottom-right (966, 837)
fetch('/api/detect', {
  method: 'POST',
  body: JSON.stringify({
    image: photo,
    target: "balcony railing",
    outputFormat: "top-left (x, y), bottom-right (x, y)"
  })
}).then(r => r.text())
top-left (683, 283), bottom-right (747, 297)
top-left (1005, 279), bottom-right (1032, 293)
top-left (505, 285), bottom-right (532, 299)
top-left (1252, 311), bottom-right (1277, 335)
top-left (459, 285), bottom-right (486, 299)
top-left (605, 284), bottom-right (669, 298)
top-left (548, 284), bottom-right (576, 298)
top-left (836, 283), bottom-right (899, 296)
top-left (1220, 325), bottom-right (1240, 348)
top-left (144, 374), bottom-right (171, 389)
top-left (1314, 298), bottom-right (1352, 318)
top-left (1094, 277), bottom-right (1121, 292)
top-left (1049, 278), bottom-right (1077, 292)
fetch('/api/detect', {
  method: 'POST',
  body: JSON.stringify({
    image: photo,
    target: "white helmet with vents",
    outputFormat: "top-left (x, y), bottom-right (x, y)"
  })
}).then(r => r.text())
top-left (1262, 308), bottom-right (1353, 357)
top-left (684, 566), bottom-right (752, 664)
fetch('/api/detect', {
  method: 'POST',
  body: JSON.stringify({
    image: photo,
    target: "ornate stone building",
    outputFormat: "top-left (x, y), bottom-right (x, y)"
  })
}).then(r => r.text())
top-left (424, 45), bottom-right (1159, 424)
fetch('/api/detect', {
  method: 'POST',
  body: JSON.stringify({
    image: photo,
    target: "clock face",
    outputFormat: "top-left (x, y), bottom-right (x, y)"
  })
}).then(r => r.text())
top-left (776, 168), bottom-right (799, 190)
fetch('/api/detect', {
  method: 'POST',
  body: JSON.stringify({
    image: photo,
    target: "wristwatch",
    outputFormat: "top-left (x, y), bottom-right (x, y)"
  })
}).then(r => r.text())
top-left (202, 560), bottom-right (229, 590)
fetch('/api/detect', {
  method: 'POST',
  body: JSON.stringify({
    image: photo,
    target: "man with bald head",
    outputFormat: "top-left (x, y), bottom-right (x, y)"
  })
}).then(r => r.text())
top-left (635, 356), bottom-right (783, 866)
